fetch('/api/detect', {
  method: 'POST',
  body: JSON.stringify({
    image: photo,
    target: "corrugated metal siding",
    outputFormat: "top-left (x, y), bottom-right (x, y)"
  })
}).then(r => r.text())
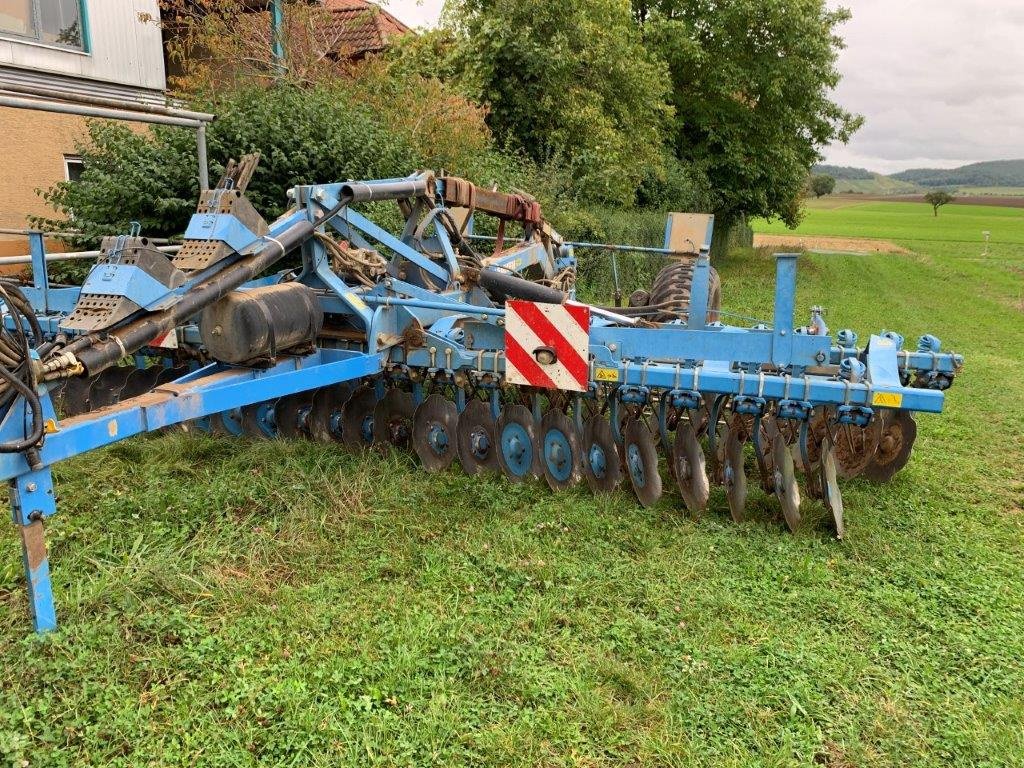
top-left (0, 0), bottom-right (165, 98)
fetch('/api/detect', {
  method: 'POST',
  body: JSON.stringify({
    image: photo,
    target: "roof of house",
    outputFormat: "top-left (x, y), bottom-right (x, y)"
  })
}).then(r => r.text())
top-left (320, 0), bottom-right (412, 56)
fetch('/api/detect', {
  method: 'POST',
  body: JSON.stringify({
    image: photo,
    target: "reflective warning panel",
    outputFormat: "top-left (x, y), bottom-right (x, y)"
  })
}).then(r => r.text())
top-left (504, 300), bottom-right (590, 392)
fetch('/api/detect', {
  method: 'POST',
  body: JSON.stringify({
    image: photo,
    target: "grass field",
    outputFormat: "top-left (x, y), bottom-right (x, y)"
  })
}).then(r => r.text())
top-left (2, 203), bottom-right (1023, 766)
top-left (761, 199), bottom-right (1024, 245)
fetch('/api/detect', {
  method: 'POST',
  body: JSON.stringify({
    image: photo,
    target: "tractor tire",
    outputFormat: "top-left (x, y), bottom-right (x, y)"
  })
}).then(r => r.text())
top-left (648, 259), bottom-right (721, 323)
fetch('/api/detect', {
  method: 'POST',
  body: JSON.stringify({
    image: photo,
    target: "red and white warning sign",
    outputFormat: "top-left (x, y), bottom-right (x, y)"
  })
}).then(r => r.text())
top-left (504, 300), bottom-right (590, 391)
top-left (150, 330), bottom-right (178, 349)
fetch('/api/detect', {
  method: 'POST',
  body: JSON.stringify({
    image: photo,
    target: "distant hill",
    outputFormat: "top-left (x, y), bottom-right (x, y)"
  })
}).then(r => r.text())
top-left (891, 159), bottom-right (1024, 187)
top-left (811, 164), bottom-right (922, 195)
top-left (810, 159), bottom-right (1024, 196)
top-left (812, 164), bottom-right (874, 181)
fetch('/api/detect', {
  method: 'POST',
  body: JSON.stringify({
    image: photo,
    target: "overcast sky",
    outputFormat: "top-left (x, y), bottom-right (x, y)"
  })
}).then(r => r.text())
top-left (383, 0), bottom-right (1023, 174)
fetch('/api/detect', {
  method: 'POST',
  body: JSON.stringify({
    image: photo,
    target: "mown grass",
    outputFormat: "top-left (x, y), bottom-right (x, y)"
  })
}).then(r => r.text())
top-left (756, 201), bottom-right (1024, 246)
top-left (1, 206), bottom-right (1023, 766)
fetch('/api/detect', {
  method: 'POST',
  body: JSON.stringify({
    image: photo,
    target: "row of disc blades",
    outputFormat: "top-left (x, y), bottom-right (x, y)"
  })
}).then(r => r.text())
top-left (47, 366), bottom-right (917, 538)
top-left (197, 379), bottom-right (917, 539)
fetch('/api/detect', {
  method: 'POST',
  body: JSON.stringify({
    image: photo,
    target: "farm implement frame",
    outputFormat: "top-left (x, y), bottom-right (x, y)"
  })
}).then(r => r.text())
top-left (0, 168), bottom-right (962, 633)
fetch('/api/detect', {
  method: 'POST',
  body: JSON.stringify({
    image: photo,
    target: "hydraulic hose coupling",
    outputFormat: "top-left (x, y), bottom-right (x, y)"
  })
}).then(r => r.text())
top-left (39, 351), bottom-right (84, 381)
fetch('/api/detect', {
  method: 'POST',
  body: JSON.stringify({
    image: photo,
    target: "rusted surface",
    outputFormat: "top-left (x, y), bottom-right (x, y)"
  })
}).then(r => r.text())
top-left (20, 520), bottom-right (47, 571)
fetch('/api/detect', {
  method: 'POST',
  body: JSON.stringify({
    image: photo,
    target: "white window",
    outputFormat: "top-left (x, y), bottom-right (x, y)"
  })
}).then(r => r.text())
top-left (0, 0), bottom-right (86, 51)
top-left (63, 154), bottom-right (83, 182)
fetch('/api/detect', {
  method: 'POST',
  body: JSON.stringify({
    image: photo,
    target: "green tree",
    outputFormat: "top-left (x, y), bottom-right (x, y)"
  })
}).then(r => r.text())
top-left (635, 0), bottom-right (863, 225)
top-left (923, 190), bottom-right (954, 217)
top-left (35, 84), bottom-right (428, 242)
top-left (810, 174), bottom-right (836, 198)
top-left (440, 0), bottom-right (673, 206)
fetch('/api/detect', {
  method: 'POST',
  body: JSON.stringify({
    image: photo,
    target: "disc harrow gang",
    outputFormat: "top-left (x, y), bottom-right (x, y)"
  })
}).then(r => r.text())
top-left (0, 168), bottom-right (964, 633)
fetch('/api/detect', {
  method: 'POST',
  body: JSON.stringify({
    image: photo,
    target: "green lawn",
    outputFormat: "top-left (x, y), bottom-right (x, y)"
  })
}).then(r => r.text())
top-left (2, 208), bottom-right (1023, 766)
top-left (757, 200), bottom-right (1024, 245)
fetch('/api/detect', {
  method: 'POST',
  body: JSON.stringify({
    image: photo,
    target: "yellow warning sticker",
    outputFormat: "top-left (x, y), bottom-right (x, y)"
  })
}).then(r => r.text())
top-left (594, 367), bottom-right (620, 382)
top-left (872, 391), bottom-right (903, 408)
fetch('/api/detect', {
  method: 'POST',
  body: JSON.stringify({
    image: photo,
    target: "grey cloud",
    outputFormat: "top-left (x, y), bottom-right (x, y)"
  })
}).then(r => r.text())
top-left (824, 0), bottom-right (1023, 171)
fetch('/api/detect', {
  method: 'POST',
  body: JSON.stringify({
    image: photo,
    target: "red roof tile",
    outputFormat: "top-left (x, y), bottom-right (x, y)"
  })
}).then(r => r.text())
top-left (319, 0), bottom-right (412, 56)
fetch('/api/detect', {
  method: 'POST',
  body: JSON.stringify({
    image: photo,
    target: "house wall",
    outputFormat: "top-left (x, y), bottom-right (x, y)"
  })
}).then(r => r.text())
top-left (0, 0), bottom-right (166, 102)
top-left (0, 108), bottom-right (89, 258)
top-left (0, 0), bottom-right (168, 263)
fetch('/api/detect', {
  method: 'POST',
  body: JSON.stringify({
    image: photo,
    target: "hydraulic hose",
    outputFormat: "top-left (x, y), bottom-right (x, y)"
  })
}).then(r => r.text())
top-left (475, 267), bottom-right (566, 304)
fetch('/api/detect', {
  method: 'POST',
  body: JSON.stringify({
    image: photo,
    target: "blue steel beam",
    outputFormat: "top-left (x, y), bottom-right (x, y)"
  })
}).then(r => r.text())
top-left (0, 350), bottom-right (383, 482)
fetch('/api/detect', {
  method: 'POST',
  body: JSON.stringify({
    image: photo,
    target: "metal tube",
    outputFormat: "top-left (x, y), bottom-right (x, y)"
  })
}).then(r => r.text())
top-left (0, 94), bottom-right (201, 128)
top-left (197, 124), bottom-right (209, 191)
top-left (0, 245), bottom-right (181, 266)
top-left (340, 178), bottom-right (429, 203)
top-left (361, 296), bottom-right (505, 317)
top-left (0, 81), bottom-right (214, 122)
top-left (468, 235), bottom-right (685, 257)
top-left (0, 228), bottom-right (81, 238)
top-left (270, 0), bottom-right (285, 72)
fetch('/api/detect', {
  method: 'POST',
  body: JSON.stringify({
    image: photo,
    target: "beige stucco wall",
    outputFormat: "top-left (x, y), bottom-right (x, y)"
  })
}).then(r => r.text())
top-left (0, 105), bottom-right (90, 258)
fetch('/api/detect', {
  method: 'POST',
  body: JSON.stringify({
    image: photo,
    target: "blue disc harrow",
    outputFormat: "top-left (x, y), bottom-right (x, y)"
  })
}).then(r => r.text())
top-left (0, 163), bottom-right (962, 633)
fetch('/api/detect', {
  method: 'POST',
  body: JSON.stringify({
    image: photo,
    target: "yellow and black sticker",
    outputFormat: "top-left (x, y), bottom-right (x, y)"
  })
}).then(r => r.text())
top-left (872, 391), bottom-right (903, 408)
top-left (594, 367), bottom-right (620, 383)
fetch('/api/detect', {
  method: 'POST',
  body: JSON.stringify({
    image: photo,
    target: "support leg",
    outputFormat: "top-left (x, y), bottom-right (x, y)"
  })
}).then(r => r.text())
top-left (10, 468), bottom-right (58, 633)
top-left (18, 520), bottom-right (56, 632)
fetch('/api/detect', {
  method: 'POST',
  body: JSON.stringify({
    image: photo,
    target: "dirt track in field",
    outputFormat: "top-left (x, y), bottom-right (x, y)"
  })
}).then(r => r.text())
top-left (753, 233), bottom-right (909, 254)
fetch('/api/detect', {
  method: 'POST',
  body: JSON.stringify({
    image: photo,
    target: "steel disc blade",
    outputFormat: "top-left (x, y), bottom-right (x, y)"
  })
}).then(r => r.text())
top-left (275, 392), bottom-right (314, 439)
top-left (819, 434), bottom-right (845, 539)
top-left (457, 399), bottom-right (499, 475)
top-left (862, 411), bottom-right (917, 483)
top-left (60, 376), bottom-right (94, 417)
top-left (211, 409), bottom-right (243, 437)
top-left (341, 385), bottom-right (378, 450)
top-left (240, 401), bottom-right (278, 439)
top-left (496, 404), bottom-right (539, 483)
top-left (582, 415), bottom-right (621, 493)
top-left (623, 417), bottom-right (662, 507)
top-left (412, 394), bottom-right (459, 472)
top-left (540, 408), bottom-right (581, 491)
top-left (120, 365), bottom-right (162, 400)
top-left (89, 366), bottom-right (132, 409)
top-left (308, 384), bottom-right (352, 444)
top-left (673, 420), bottom-right (709, 513)
top-left (771, 437), bottom-right (802, 533)
top-left (833, 418), bottom-right (882, 479)
top-left (373, 388), bottom-right (415, 449)
top-left (722, 414), bottom-right (748, 523)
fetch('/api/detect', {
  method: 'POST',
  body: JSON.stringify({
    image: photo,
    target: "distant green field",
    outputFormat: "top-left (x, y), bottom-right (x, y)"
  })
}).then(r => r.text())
top-left (757, 200), bottom-right (1024, 244)
top-left (955, 186), bottom-right (1024, 197)
top-left (832, 176), bottom-right (921, 196)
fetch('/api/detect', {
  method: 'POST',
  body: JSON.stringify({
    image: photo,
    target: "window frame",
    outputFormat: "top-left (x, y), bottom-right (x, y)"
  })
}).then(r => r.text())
top-left (0, 0), bottom-right (90, 54)
top-left (62, 153), bottom-right (84, 182)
